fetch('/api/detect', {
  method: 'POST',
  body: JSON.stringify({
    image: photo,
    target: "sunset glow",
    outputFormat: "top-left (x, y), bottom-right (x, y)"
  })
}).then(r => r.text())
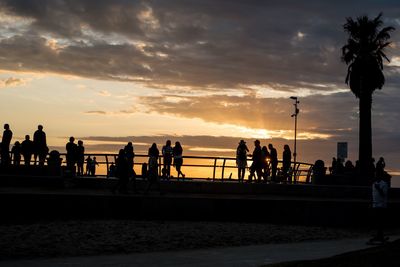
top-left (0, 1), bottom-right (399, 171)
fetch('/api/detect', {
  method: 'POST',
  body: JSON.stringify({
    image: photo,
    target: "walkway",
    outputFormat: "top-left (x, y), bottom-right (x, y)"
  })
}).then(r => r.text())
top-left (0, 236), bottom-right (388, 267)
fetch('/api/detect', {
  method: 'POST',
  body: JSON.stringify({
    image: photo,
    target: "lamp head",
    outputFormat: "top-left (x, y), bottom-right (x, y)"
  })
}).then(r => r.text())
top-left (290, 96), bottom-right (297, 100)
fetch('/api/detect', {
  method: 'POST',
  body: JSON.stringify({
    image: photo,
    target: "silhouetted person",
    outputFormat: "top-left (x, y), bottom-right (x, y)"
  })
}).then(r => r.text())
top-left (282, 144), bottom-right (292, 183)
top-left (236, 140), bottom-right (249, 182)
top-left (1, 123), bottom-right (12, 166)
top-left (330, 157), bottom-right (337, 174)
top-left (85, 156), bottom-right (92, 175)
top-left (248, 140), bottom-right (263, 183)
top-left (162, 140), bottom-right (173, 180)
top-left (11, 141), bottom-right (21, 166)
top-left (66, 136), bottom-right (77, 173)
top-left (336, 158), bottom-right (344, 174)
top-left (146, 143), bottom-right (161, 193)
top-left (21, 135), bottom-right (34, 166)
top-left (109, 162), bottom-right (115, 177)
top-left (173, 141), bottom-right (185, 180)
top-left (344, 160), bottom-right (355, 174)
top-left (268, 144), bottom-right (278, 182)
top-left (33, 125), bottom-right (48, 166)
top-left (312, 160), bottom-right (326, 184)
top-left (124, 142), bottom-right (135, 177)
top-left (113, 149), bottom-right (130, 194)
top-left (376, 157), bottom-right (385, 180)
top-left (47, 150), bottom-right (62, 175)
top-left (76, 140), bottom-right (85, 176)
top-left (91, 156), bottom-right (99, 176)
top-left (261, 146), bottom-right (270, 181)
top-left (369, 173), bottom-right (389, 244)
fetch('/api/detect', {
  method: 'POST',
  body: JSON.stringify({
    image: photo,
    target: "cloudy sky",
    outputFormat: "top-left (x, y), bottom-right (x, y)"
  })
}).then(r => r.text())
top-left (0, 0), bottom-right (399, 171)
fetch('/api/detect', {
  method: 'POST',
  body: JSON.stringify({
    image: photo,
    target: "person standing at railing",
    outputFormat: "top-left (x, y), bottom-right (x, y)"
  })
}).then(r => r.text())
top-left (85, 155), bottom-right (92, 175)
top-left (91, 156), bottom-right (99, 176)
top-left (21, 135), bottom-right (34, 166)
top-left (76, 140), bottom-right (85, 176)
top-left (66, 136), bottom-right (77, 174)
top-left (113, 149), bottom-right (130, 194)
top-left (282, 144), bottom-right (292, 183)
top-left (11, 141), bottom-right (21, 166)
top-left (268, 143), bottom-right (278, 183)
top-left (173, 141), bottom-right (185, 180)
top-left (236, 140), bottom-right (249, 182)
top-left (124, 142), bottom-right (135, 178)
top-left (1, 123), bottom-right (12, 167)
top-left (33, 125), bottom-right (48, 166)
top-left (162, 140), bottom-right (173, 180)
top-left (261, 146), bottom-right (270, 181)
top-left (146, 143), bottom-right (161, 193)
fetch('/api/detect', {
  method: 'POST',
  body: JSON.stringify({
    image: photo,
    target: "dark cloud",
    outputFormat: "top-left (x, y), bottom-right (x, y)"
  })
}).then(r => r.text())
top-left (138, 92), bottom-right (360, 134)
top-left (0, 0), bottom-right (398, 90)
top-left (1, 0), bottom-right (399, 170)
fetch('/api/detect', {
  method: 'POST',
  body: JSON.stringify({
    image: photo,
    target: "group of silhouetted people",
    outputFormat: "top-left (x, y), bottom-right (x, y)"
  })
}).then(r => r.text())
top-left (110, 140), bottom-right (186, 194)
top-left (329, 156), bottom-right (391, 186)
top-left (0, 124), bottom-right (48, 167)
top-left (236, 140), bottom-right (293, 184)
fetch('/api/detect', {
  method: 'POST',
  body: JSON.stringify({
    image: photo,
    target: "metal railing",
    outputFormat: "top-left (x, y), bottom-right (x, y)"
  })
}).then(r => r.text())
top-left (50, 153), bottom-right (313, 183)
top-left (6, 152), bottom-right (314, 183)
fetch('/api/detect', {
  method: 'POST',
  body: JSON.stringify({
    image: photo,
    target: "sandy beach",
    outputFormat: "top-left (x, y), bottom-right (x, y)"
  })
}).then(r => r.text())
top-left (0, 220), bottom-right (375, 260)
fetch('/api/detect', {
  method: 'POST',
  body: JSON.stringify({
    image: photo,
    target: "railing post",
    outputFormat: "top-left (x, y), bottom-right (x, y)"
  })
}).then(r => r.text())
top-left (213, 158), bottom-right (217, 181)
top-left (105, 155), bottom-right (109, 178)
top-left (158, 156), bottom-right (162, 176)
top-left (221, 158), bottom-right (226, 181)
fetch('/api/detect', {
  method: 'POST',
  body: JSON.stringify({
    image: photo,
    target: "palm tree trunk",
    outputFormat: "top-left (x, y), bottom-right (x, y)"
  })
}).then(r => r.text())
top-left (359, 91), bottom-right (373, 184)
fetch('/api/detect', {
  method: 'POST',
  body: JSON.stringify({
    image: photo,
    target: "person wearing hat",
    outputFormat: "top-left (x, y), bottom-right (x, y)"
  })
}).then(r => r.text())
top-left (236, 140), bottom-right (249, 182)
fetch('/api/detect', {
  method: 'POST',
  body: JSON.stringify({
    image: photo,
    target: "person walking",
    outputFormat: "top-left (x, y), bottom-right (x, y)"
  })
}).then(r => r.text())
top-left (248, 140), bottom-right (263, 182)
top-left (173, 141), bottom-right (185, 180)
top-left (368, 173), bottom-right (390, 244)
top-left (236, 140), bottom-right (249, 182)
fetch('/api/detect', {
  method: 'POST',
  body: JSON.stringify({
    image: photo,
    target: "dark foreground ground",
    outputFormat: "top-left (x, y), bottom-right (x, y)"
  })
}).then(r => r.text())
top-left (266, 239), bottom-right (400, 267)
top-left (0, 220), bottom-right (378, 260)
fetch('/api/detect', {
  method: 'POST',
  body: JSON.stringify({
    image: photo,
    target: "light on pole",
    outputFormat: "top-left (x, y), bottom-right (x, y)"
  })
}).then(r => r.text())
top-left (290, 96), bottom-right (299, 182)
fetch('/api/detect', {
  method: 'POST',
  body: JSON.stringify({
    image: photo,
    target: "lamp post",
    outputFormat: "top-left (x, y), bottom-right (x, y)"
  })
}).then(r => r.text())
top-left (290, 96), bottom-right (299, 182)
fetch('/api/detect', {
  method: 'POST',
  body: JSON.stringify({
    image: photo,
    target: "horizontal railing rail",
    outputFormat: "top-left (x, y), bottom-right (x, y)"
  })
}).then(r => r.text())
top-left (7, 152), bottom-right (314, 183)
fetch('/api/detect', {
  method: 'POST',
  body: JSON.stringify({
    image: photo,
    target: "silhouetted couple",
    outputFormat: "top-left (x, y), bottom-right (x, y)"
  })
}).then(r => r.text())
top-left (66, 137), bottom-right (85, 175)
top-left (246, 141), bottom-right (278, 183)
top-left (161, 140), bottom-right (185, 180)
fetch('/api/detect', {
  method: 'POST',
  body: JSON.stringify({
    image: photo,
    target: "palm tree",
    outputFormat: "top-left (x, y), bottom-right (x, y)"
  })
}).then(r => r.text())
top-left (342, 13), bottom-right (394, 183)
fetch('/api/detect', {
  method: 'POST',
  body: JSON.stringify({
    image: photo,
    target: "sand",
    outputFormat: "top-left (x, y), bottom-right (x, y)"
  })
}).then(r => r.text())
top-left (0, 220), bottom-right (373, 260)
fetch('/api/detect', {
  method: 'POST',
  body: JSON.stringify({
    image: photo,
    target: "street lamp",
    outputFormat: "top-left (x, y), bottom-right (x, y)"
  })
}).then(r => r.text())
top-left (290, 96), bottom-right (299, 182)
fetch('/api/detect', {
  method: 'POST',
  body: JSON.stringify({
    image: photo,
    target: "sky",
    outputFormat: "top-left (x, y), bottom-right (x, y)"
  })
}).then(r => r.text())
top-left (0, 0), bottom-right (399, 171)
